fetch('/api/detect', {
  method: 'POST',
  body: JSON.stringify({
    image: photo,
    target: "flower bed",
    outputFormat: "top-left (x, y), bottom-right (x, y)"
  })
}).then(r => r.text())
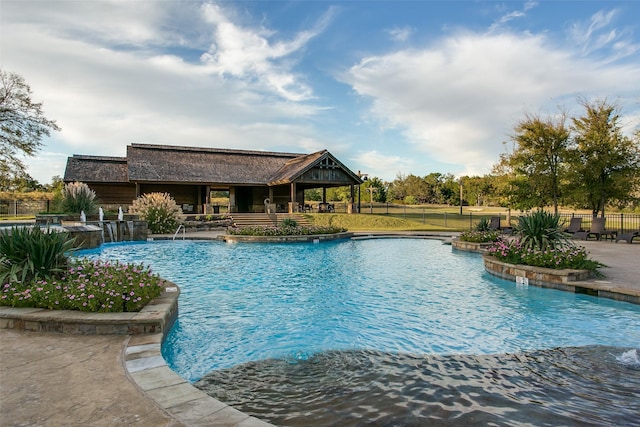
top-left (458, 230), bottom-right (500, 243)
top-left (1, 259), bottom-right (166, 313)
top-left (227, 224), bottom-right (346, 236)
top-left (483, 255), bottom-right (595, 287)
top-left (486, 238), bottom-right (604, 272)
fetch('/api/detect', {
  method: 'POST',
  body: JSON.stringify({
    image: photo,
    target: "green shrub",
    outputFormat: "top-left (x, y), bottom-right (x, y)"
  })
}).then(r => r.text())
top-left (514, 210), bottom-right (569, 251)
top-left (459, 230), bottom-right (500, 243)
top-left (62, 181), bottom-right (98, 214)
top-left (129, 192), bottom-right (183, 234)
top-left (280, 218), bottom-right (298, 228)
top-left (0, 227), bottom-right (77, 284)
top-left (474, 218), bottom-right (491, 231)
top-left (1, 258), bottom-right (165, 312)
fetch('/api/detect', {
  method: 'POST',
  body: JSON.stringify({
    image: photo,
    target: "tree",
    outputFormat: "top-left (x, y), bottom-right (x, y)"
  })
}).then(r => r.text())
top-left (0, 69), bottom-right (60, 188)
top-left (567, 99), bottom-right (640, 217)
top-left (496, 112), bottom-right (570, 214)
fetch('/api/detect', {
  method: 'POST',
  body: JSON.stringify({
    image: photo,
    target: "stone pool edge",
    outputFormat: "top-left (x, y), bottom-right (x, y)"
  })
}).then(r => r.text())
top-left (0, 283), bottom-right (275, 427)
top-left (483, 255), bottom-right (640, 305)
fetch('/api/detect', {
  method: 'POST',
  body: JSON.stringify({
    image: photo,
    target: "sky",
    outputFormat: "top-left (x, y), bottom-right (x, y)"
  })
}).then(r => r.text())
top-left (2, 0), bottom-right (639, 185)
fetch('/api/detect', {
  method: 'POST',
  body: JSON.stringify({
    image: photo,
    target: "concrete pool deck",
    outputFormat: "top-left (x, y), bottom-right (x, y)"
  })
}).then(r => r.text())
top-left (1, 232), bottom-right (638, 426)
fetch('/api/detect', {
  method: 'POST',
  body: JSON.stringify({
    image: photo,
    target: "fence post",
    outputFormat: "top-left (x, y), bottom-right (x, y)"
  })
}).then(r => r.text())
top-left (620, 213), bottom-right (624, 234)
top-left (444, 211), bottom-right (447, 227)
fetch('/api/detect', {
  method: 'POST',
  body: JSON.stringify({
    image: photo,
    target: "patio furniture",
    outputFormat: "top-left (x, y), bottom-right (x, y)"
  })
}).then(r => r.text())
top-left (563, 217), bottom-right (584, 234)
top-left (615, 231), bottom-right (639, 244)
top-left (574, 217), bottom-right (617, 241)
top-left (489, 216), bottom-right (512, 234)
top-left (318, 203), bottom-right (335, 213)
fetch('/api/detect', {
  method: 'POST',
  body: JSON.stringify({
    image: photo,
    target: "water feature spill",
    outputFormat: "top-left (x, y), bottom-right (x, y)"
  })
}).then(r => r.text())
top-left (195, 345), bottom-right (640, 427)
top-left (105, 221), bottom-right (116, 242)
top-left (126, 220), bottom-right (134, 241)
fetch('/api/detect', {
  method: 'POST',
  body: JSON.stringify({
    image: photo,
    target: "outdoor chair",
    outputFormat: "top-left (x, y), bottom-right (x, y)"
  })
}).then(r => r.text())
top-left (563, 217), bottom-right (584, 234)
top-left (489, 216), bottom-right (512, 234)
top-left (615, 230), bottom-right (639, 244)
top-left (574, 217), bottom-right (617, 241)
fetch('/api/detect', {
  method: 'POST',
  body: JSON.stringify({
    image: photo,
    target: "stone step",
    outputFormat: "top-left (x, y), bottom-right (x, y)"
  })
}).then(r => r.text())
top-left (230, 213), bottom-right (312, 228)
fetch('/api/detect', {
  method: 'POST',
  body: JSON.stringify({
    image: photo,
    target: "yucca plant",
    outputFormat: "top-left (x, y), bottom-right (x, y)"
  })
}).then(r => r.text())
top-left (0, 227), bottom-right (77, 284)
top-left (514, 210), bottom-right (570, 251)
top-left (474, 218), bottom-right (491, 232)
top-left (280, 218), bottom-right (298, 228)
top-left (129, 192), bottom-right (183, 234)
top-left (62, 181), bottom-right (98, 214)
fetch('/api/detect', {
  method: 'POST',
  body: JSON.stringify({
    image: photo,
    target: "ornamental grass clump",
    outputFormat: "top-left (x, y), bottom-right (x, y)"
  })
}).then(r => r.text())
top-left (130, 192), bottom-right (182, 234)
top-left (1, 259), bottom-right (166, 312)
top-left (62, 181), bottom-right (98, 214)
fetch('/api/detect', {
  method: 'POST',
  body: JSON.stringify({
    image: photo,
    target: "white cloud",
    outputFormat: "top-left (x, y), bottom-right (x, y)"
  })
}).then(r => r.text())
top-left (199, 3), bottom-right (335, 101)
top-left (489, 1), bottom-right (537, 33)
top-left (343, 31), bottom-right (640, 176)
top-left (387, 26), bottom-right (414, 42)
top-left (2, 1), bottom-right (336, 183)
top-left (355, 150), bottom-right (416, 181)
top-left (569, 9), bottom-right (640, 60)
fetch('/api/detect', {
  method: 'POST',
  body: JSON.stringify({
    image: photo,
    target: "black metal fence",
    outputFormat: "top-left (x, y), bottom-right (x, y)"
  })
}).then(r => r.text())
top-left (0, 199), bottom-right (51, 218)
top-left (352, 202), bottom-right (640, 232)
top-left (3, 198), bottom-right (640, 233)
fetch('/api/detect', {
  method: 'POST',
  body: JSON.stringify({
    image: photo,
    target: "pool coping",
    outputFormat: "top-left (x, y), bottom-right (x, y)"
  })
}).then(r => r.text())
top-left (482, 255), bottom-right (640, 304)
top-left (0, 284), bottom-right (275, 426)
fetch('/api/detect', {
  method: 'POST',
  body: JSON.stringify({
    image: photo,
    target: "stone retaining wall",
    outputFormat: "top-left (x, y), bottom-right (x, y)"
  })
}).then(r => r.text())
top-left (219, 231), bottom-right (353, 243)
top-left (483, 255), bottom-right (594, 287)
top-left (0, 284), bottom-right (179, 336)
top-left (451, 238), bottom-right (493, 253)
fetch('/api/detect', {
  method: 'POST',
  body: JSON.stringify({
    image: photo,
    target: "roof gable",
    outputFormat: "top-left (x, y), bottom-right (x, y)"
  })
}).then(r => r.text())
top-left (268, 150), bottom-right (363, 186)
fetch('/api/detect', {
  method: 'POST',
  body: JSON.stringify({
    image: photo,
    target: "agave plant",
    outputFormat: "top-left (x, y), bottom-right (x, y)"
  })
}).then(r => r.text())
top-left (0, 227), bottom-right (77, 284)
top-left (514, 210), bottom-right (570, 251)
top-left (474, 218), bottom-right (491, 232)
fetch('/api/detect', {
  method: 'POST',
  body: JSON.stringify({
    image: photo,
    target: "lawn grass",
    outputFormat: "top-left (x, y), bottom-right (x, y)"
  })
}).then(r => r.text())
top-left (303, 213), bottom-right (459, 231)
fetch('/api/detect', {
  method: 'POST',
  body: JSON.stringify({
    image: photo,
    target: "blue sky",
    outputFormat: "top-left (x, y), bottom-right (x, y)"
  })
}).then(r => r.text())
top-left (2, 0), bottom-right (639, 185)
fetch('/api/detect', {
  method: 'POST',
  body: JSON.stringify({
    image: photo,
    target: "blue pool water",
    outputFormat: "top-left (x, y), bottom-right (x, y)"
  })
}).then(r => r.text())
top-left (79, 238), bottom-right (640, 426)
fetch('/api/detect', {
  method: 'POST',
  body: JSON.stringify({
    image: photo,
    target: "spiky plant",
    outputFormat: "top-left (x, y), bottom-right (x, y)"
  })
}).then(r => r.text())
top-left (129, 192), bottom-right (183, 234)
top-left (514, 210), bottom-right (570, 251)
top-left (0, 227), bottom-right (77, 284)
top-left (475, 218), bottom-right (491, 232)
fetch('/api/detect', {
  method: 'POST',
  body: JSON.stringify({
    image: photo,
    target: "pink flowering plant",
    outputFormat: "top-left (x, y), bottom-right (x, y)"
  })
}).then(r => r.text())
top-left (1, 259), bottom-right (166, 312)
top-left (459, 230), bottom-right (500, 243)
top-left (487, 238), bottom-right (605, 273)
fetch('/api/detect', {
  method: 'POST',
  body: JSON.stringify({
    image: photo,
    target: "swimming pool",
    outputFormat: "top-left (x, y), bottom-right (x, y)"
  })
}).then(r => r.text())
top-left (79, 238), bottom-right (640, 426)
